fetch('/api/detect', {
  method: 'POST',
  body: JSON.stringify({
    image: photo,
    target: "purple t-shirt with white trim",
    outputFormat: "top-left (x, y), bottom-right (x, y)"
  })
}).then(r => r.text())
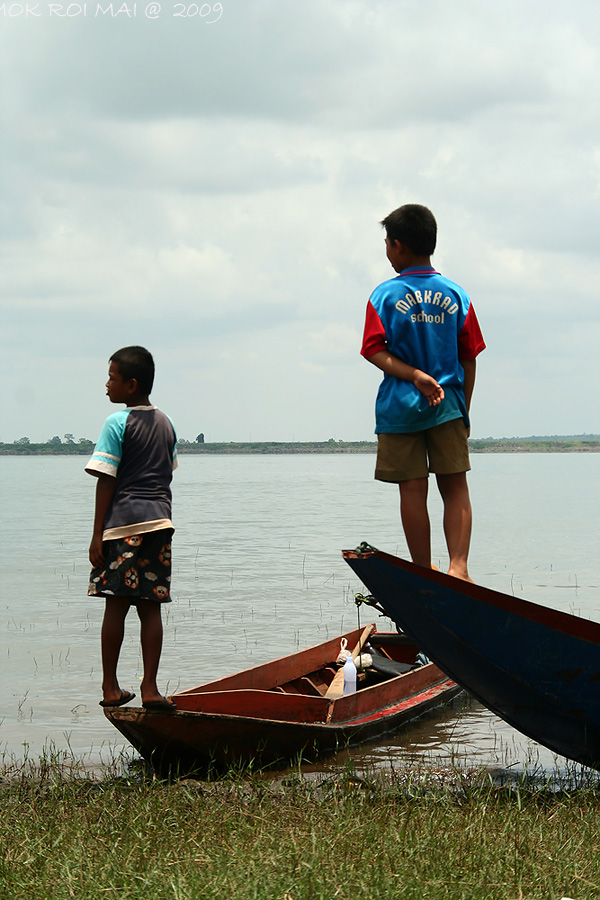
top-left (86, 406), bottom-right (177, 537)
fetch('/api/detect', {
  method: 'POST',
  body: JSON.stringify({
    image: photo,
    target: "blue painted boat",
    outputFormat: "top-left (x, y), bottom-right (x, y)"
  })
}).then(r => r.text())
top-left (343, 545), bottom-right (600, 770)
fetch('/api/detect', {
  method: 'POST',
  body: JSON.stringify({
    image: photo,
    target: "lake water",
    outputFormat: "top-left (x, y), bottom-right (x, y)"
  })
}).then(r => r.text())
top-left (1, 452), bottom-right (598, 777)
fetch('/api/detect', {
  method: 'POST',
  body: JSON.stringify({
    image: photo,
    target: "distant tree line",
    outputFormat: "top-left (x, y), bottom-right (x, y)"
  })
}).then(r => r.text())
top-left (1, 435), bottom-right (95, 454)
top-left (1, 435), bottom-right (599, 455)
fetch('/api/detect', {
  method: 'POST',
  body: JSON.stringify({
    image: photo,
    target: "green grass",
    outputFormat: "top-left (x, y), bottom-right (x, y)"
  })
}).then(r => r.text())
top-left (2, 756), bottom-right (600, 899)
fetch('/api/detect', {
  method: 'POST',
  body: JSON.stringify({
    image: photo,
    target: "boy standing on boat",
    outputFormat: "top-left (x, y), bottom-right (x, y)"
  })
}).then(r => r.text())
top-left (86, 346), bottom-right (178, 710)
top-left (361, 204), bottom-right (485, 581)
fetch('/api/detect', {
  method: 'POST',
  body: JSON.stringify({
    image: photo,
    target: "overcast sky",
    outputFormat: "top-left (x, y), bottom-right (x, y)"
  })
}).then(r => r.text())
top-left (2, 0), bottom-right (600, 443)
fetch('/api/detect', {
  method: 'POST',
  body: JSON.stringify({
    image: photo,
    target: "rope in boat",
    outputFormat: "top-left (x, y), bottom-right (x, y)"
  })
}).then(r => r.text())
top-left (354, 591), bottom-right (386, 616)
top-left (355, 591), bottom-right (363, 669)
top-left (354, 591), bottom-right (404, 636)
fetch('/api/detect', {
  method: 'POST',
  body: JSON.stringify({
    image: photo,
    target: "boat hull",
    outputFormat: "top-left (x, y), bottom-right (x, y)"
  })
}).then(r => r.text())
top-left (343, 547), bottom-right (600, 770)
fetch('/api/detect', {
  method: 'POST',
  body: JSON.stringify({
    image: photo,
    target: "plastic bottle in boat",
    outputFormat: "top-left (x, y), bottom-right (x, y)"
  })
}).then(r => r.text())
top-left (343, 656), bottom-right (357, 695)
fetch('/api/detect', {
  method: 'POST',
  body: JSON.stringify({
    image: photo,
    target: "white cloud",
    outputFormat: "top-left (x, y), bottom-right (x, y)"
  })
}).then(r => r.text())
top-left (1, 0), bottom-right (600, 441)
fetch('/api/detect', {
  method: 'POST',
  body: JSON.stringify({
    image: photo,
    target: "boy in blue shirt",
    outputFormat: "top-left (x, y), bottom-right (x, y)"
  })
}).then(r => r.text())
top-left (361, 204), bottom-right (485, 581)
top-left (86, 346), bottom-right (178, 710)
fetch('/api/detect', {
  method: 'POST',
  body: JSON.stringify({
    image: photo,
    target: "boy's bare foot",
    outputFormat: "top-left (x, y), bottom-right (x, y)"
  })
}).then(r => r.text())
top-left (447, 565), bottom-right (473, 583)
top-left (142, 696), bottom-right (176, 711)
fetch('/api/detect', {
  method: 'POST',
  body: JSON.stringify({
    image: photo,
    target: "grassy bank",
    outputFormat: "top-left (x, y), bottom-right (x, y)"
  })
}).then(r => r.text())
top-left (2, 758), bottom-right (600, 899)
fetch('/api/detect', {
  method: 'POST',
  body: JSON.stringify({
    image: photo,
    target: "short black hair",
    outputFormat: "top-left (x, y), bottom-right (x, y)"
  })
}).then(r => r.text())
top-left (380, 204), bottom-right (437, 256)
top-left (110, 346), bottom-right (155, 394)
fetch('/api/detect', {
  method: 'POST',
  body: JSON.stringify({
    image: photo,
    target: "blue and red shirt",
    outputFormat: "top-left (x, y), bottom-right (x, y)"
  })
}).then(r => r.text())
top-left (86, 406), bottom-right (178, 540)
top-left (361, 267), bottom-right (485, 433)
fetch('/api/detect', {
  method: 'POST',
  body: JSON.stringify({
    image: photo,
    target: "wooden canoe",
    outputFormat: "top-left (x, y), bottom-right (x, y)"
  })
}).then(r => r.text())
top-left (343, 545), bottom-right (600, 771)
top-left (103, 624), bottom-right (461, 775)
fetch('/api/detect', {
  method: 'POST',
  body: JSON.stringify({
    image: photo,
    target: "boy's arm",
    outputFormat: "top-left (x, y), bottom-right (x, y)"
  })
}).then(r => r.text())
top-left (461, 358), bottom-right (476, 412)
top-left (461, 358), bottom-right (476, 437)
top-left (89, 473), bottom-right (116, 568)
top-left (365, 350), bottom-right (445, 407)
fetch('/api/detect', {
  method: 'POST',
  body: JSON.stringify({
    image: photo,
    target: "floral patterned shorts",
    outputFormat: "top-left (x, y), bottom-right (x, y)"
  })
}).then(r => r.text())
top-left (88, 529), bottom-right (173, 603)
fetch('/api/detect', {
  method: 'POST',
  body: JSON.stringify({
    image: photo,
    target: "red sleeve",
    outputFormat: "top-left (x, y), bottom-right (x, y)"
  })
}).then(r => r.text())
top-left (361, 300), bottom-right (388, 358)
top-left (458, 305), bottom-right (486, 360)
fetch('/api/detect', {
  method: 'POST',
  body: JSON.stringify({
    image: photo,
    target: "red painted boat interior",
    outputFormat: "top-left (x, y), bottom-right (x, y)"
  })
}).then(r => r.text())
top-left (171, 625), bottom-right (443, 723)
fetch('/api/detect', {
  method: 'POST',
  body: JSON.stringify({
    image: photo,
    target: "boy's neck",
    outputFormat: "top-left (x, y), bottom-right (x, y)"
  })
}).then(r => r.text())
top-left (403, 254), bottom-right (432, 269)
top-left (127, 394), bottom-right (151, 408)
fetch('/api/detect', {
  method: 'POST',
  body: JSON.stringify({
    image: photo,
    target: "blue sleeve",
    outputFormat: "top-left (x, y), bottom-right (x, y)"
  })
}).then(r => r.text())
top-left (84, 410), bottom-right (129, 477)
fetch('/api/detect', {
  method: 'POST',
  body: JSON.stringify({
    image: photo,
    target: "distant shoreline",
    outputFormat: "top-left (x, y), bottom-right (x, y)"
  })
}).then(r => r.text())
top-left (1, 437), bottom-right (599, 456)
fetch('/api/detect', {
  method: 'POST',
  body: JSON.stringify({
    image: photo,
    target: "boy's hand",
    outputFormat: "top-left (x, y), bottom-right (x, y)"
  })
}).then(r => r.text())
top-left (89, 534), bottom-right (105, 570)
top-left (413, 370), bottom-right (445, 406)
top-left (365, 352), bottom-right (445, 406)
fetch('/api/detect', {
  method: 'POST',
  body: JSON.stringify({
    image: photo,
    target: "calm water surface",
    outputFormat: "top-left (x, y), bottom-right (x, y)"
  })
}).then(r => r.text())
top-left (1, 452), bottom-right (598, 776)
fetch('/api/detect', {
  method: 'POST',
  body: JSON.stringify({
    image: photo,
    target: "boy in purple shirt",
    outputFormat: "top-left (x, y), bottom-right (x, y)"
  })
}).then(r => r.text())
top-left (86, 346), bottom-right (178, 710)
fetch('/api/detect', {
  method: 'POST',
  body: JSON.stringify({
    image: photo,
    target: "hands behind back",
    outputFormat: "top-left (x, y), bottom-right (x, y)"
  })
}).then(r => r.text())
top-left (413, 370), bottom-right (444, 407)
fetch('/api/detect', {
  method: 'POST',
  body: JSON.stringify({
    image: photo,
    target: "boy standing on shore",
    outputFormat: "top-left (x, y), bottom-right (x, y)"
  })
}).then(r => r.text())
top-left (86, 346), bottom-right (178, 710)
top-left (361, 204), bottom-right (485, 581)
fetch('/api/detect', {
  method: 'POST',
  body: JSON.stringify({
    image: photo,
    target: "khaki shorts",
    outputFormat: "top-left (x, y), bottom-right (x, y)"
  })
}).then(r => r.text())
top-left (375, 418), bottom-right (470, 483)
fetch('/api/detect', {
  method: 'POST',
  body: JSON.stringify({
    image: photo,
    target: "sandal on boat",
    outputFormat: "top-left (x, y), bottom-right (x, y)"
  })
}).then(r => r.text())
top-left (99, 690), bottom-right (136, 708)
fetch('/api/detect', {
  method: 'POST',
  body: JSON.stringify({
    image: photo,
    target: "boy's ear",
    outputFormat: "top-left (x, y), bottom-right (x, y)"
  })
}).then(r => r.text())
top-left (125, 377), bottom-right (139, 395)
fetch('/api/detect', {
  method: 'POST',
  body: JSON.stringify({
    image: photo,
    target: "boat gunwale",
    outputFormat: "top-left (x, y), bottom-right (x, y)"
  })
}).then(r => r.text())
top-left (106, 673), bottom-right (461, 730)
